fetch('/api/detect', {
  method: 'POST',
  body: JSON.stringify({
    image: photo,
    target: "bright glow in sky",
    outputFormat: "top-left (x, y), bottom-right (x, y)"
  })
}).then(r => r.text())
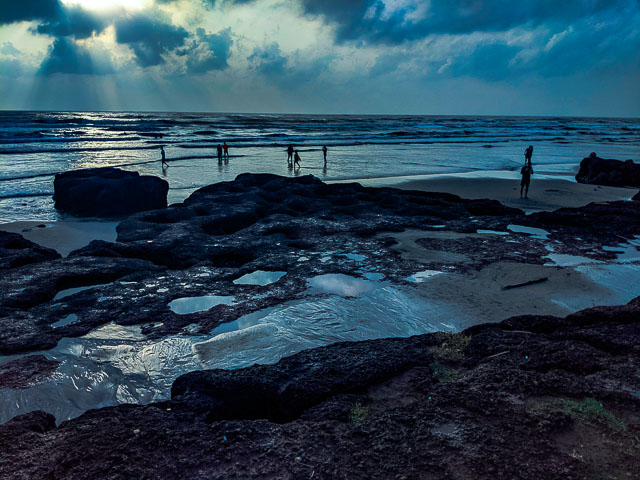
top-left (1, 0), bottom-right (639, 115)
top-left (60, 0), bottom-right (149, 10)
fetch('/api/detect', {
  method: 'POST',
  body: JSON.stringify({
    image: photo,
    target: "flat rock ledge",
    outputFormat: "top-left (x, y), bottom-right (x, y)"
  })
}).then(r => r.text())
top-left (1, 298), bottom-right (639, 480)
top-left (53, 167), bottom-right (168, 217)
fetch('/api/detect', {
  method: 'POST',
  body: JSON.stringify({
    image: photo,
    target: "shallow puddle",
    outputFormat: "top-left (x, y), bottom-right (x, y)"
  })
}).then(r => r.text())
top-left (233, 270), bottom-right (286, 286)
top-left (53, 283), bottom-right (112, 302)
top-left (477, 229), bottom-right (509, 235)
top-left (544, 254), bottom-right (602, 267)
top-left (169, 295), bottom-right (234, 314)
top-left (308, 274), bottom-right (377, 296)
top-left (406, 270), bottom-right (443, 283)
top-left (507, 224), bottom-right (550, 240)
top-left (51, 314), bottom-right (78, 328)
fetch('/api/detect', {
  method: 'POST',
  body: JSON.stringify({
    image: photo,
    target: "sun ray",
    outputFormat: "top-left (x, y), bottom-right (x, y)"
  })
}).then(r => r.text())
top-left (60, 0), bottom-right (150, 10)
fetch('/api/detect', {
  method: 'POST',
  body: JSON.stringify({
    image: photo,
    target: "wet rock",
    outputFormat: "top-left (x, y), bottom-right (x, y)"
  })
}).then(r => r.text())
top-left (0, 299), bottom-right (638, 479)
top-left (0, 355), bottom-right (59, 389)
top-left (1, 173), bottom-right (639, 358)
top-left (575, 155), bottom-right (640, 187)
top-left (53, 167), bottom-right (168, 217)
top-left (0, 231), bottom-right (60, 271)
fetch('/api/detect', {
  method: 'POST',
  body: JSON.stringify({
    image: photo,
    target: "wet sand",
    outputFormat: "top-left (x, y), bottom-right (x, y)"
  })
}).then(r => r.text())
top-left (0, 220), bottom-right (118, 257)
top-left (380, 174), bottom-right (637, 212)
top-left (385, 229), bottom-right (640, 330)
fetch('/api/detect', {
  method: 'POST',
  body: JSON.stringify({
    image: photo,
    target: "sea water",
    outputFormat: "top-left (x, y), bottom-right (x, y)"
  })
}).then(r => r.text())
top-left (1, 111), bottom-right (639, 222)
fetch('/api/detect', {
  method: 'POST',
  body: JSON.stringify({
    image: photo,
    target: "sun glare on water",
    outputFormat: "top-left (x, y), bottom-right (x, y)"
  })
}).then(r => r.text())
top-left (60, 0), bottom-right (149, 10)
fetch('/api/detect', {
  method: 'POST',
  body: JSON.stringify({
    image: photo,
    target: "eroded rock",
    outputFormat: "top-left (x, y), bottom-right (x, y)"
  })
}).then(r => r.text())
top-left (53, 167), bottom-right (168, 217)
top-left (575, 155), bottom-right (640, 187)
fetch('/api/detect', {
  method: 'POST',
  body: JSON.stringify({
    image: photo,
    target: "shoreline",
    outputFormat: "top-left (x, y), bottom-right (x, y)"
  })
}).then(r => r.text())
top-left (2, 170), bottom-right (636, 255)
top-left (367, 171), bottom-right (637, 212)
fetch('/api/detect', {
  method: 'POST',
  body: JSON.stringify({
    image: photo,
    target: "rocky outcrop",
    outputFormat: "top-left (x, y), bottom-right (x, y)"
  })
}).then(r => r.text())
top-left (1, 298), bottom-right (638, 479)
top-left (0, 356), bottom-right (59, 389)
top-left (575, 154), bottom-right (640, 187)
top-left (53, 167), bottom-right (168, 217)
top-left (2, 174), bottom-right (639, 356)
top-left (0, 231), bottom-right (60, 271)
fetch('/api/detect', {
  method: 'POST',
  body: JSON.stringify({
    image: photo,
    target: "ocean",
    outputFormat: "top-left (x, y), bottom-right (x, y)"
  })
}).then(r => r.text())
top-left (1, 111), bottom-right (639, 222)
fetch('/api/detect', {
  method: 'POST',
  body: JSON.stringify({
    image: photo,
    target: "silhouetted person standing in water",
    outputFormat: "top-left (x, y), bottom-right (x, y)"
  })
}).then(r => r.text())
top-left (322, 145), bottom-right (327, 166)
top-left (520, 161), bottom-right (533, 199)
top-left (216, 144), bottom-right (223, 163)
top-left (294, 150), bottom-right (301, 169)
top-left (287, 144), bottom-right (294, 166)
top-left (223, 142), bottom-right (229, 161)
top-left (160, 146), bottom-right (168, 167)
top-left (524, 145), bottom-right (533, 165)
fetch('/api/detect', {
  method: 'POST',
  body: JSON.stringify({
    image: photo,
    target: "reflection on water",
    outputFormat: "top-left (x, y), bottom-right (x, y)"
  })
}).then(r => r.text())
top-left (54, 283), bottom-right (112, 302)
top-left (0, 280), bottom-right (451, 424)
top-left (507, 224), bottom-right (550, 239)
top-left (232, 270), bottom-right (286, 286)
top-left (195, 284), bottom-right (450, 371)
top-left (406, 270), bottom-right (444, 283)
top-left (168, 295), bottom-right (234, 314)
top-left (308, 274), bottom-right (378, 296)
top-left (51, 314), bottom-right (78, 328)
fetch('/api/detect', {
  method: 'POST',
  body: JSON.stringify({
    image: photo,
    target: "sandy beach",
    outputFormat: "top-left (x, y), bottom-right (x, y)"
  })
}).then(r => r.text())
top-left (353, 172), bottom-right (638, 212)
top-left (0, 220), bottom-right (118, 257)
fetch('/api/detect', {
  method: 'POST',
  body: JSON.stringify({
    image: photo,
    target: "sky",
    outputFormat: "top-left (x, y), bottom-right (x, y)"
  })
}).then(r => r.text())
top-left (0, 0), bottom-right (639, 116)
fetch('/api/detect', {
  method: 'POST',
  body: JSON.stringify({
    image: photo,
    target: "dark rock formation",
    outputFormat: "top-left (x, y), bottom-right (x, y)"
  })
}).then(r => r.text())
top-left (2, 174), bottom-right (639, 356)
top-left (53, 167), bottom-right (168, 217)
top-left (1, 298), bottom-right (638, 479)
top-left (575, 155), bottom-right (640, 187)
top-left (0, 231), bottom-right (60, 271)
top-left (0, 356), bottom-right (59, 389)
top-left (634, 190), bottom-right (640, 201)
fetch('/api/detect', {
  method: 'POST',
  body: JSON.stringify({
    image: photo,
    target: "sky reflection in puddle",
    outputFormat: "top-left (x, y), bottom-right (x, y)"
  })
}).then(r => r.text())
top-left (168, 295), bottom-right (234, 314)
top-left (233, 270), bottom-right (286, 286)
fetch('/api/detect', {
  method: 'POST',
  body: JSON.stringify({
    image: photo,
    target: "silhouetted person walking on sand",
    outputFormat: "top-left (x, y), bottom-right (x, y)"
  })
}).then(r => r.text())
top-left (524, 145), bottom-right (533, 165)
top-left (322, 145), bottom-right (327, 165)
top-left (216, 144), bottom-right (223, 163)
top-left (160, 146), bottom-right (168, 167)
top-left (520, 161), bottom-right (534, 199)
top-left (223, 142), bottom-right (229, 160)
top-left (294, 150), bottom-right (301, 169)
top-left (287, 144), bottom-right (294, 166)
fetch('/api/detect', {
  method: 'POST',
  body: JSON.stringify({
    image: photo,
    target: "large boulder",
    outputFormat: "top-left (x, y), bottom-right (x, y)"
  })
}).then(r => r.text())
top-left (575, 154), bottom-right (640, 187)
top-left (53, 167), bottom-right (168, 217)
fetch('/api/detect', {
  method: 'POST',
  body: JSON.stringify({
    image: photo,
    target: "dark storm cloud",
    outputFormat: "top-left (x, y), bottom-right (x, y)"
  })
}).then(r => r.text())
top-left (0, 0), bottom-right (61, 24)
top-left (182, 28), bottom-right (233, 74)
top-left (249, 43), bottom-right (287, 75)
top-left (301, 0), bottom-right (640, 44)
top-left (115, 12), bottom-right (189, 67)
top-left (38, 37), bottom-right (113, 75)
top-left (34, 5), bottom-right (109, 39)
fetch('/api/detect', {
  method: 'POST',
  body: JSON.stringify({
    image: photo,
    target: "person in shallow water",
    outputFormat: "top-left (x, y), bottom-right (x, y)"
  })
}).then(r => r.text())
top-left (322, 145), bottom-right (328, 165)
top-left (216, 144), bottom-right (223, 163)
top-left (524, 145), bottom-right (533, 164)
top-left (520, 161), bottom-right (534, 199)
top-left (294, 150), bottom-right (301, 168)
top-left (160, 146), bottom-right (167, 166)
top-left (223, 142), bottom-right (229, 160)
top-left (287, 144), bottom-right (294, 166)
